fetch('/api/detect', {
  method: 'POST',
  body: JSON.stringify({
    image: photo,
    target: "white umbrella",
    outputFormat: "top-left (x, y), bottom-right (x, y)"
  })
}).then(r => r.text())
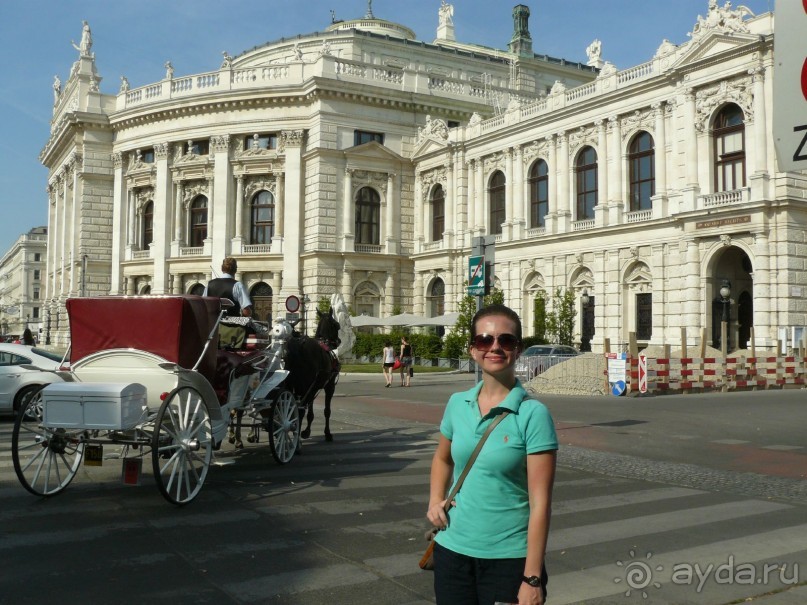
top-left (383, 313), bottom-right (427, 326)
top-left (350, 314), bottom-right (384, 327)
top-left (413, 312), bottom-right (460, 327)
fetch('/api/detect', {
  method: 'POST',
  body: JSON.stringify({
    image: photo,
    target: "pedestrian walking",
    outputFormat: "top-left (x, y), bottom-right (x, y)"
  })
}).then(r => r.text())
top-left (400, 336), bottom-right (413, 386)
top-left (382, 340), bottom-right (396, 387)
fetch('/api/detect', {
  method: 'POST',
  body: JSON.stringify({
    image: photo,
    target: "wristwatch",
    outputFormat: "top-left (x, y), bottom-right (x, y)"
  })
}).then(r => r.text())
top-left (522, 575), bottom-right (542, 588)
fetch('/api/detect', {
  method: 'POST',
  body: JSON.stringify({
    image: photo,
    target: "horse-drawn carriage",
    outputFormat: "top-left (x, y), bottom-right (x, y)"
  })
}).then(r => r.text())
top-left (10, 295), bottom-right (341, 505)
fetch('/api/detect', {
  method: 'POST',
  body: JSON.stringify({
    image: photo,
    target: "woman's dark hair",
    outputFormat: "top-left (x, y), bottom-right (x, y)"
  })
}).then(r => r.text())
top-left (384, 340), bottom-right (391, 347)
top-left (470, 304), bottom-right (522, 343)
top-left (22, 328), bottom-right (35, 346)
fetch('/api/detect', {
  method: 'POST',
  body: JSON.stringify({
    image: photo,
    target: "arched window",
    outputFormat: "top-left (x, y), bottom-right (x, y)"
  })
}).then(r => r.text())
top-left (355, 187), bottom-right (380, 245)
top-left (575, 146), bottom-right (598, 220)
top-left (427, 278), bottom-right (445, 317)
top-left (141, 201), bottom-right (154, 249)
top-left (628, 132), bottom-right (655, 212)
top-left (190, 196), bottom-right (208, 247)
top-left (250, 282), bottom-right (273, 323)
top-left (528, 160), bottom-right (549, 228)
top-left (431, 185), bottom-right (445, 242)
top-left (713, 104), bottom-right (746, 192)
top-left (488, 170), bottom-right (506, 235)
top-left (250, 190), bottom-right (275, 245)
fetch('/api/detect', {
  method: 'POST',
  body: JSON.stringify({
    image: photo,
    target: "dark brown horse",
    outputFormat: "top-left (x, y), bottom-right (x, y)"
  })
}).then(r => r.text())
top-left (285, 307), bottom-right (342, 441)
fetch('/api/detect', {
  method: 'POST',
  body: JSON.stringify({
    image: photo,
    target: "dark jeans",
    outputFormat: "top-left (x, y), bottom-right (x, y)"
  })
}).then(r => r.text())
top-left (433, 542), bottom-right (548, 605)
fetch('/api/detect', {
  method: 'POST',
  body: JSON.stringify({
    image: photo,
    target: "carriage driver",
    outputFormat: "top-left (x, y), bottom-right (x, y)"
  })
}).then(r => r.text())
top-left (203, 257), bottom-right (253, 317)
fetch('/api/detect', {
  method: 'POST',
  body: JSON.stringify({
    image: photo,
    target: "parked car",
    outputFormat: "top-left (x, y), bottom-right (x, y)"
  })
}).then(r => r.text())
top-left (0, 344), bottom-right (65, 416)
top-left (516, 344), bottom-right (579, 379)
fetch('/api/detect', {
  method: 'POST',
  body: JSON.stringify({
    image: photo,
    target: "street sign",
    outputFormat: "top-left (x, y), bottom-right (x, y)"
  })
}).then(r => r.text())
top-left (611, 380), bottom-right (626, 397)
top-left (638, 354), bottom-right (648, 394)
top-left (772, 0), bottom-right (807, 172)
top-left (467, 255), bottom-right (485, 296)
top-left (606, 352), bottom-right (627, 396)
top-left (285, 295), bottom-right (301, 313)
top-left (286, 312), bottom-right (300, 323)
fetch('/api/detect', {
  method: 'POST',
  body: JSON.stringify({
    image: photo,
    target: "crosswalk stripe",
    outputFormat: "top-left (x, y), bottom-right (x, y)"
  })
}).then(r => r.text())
top-left (550, 523), bottom-right (807, 604)
top-left (550, 500), bottom-right (791, 551)
top-left (553, 486), bottom-right (705, 515)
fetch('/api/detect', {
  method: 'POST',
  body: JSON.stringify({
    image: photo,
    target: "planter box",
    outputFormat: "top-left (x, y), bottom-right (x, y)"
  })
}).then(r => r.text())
top-left (42, 382), bottom-right (148, 430)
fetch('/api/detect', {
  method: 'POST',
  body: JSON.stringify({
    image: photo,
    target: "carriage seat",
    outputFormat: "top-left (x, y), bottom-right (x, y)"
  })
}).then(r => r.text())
top-left (213, 349), bottom-right (264, 405)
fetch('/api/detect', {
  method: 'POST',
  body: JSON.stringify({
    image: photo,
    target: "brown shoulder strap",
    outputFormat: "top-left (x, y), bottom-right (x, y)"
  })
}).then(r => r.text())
top-left (442, 411), bottom-right (509, 512)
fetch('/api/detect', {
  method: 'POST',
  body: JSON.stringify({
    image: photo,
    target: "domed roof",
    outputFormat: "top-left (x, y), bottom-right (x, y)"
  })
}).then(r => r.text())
top-left (325, 4), bottom-right (416, 41)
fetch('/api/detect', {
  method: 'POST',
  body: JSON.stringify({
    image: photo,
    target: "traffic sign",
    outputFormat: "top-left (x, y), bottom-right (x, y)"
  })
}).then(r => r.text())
top-left (285, 295), bottom-right (301, 313)
top-left (286, 312), bottom-right (300, 323)
top-left (611, 380), bottom-right (626, 397)
top-left (467, 255), bottom-right (485, 296)
top-left (772, 0), bottom-right (807, 172)
top-left (638, 354), bottom-right (648, 393)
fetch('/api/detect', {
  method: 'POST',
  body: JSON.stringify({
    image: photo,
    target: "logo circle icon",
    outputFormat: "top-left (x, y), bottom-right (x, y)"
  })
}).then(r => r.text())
top-left (624, 560), bottom-right (654, 590)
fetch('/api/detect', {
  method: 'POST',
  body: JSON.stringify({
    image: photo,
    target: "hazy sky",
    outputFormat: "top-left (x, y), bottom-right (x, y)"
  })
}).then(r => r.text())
top-left (0, 0), bottom-right (772, 254)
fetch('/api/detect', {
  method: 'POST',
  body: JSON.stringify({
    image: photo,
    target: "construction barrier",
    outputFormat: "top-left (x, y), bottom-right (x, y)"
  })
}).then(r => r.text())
top-left (625, 355), bottom-right (807, 394)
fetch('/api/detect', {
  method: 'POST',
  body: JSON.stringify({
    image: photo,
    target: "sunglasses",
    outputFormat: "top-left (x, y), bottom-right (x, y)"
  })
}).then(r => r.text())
top-left (471, 333), bottom-right (520, 352)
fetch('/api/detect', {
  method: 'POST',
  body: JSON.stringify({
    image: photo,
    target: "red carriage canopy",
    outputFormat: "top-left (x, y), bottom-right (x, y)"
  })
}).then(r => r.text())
top-left (66, 296), bottom-right (222, 379)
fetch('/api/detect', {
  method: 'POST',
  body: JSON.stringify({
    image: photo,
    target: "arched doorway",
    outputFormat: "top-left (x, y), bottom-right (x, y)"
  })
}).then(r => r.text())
top-left (710, 245), bottom-right (753, 351)
top-left (250, 282), bottom-right (273, 323)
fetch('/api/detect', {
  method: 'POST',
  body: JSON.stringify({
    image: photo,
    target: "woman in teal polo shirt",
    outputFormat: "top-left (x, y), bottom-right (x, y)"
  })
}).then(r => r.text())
top-left (427, 304), bottom-right (557, 605)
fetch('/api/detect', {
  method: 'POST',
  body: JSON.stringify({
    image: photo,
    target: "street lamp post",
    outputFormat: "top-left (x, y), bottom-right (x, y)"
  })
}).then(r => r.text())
top-left (720, 279), bottom-right (731, 353)
top-left (580, 289), bottom-right (590, 349)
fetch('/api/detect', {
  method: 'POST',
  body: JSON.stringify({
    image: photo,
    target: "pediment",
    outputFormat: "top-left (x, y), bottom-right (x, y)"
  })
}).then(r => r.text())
top-left (671, 30), bottom-right (758, 70)
top-left (344, 141), bottom-right (405, 163)
top-left (412, 136), bottom-right (450, 159)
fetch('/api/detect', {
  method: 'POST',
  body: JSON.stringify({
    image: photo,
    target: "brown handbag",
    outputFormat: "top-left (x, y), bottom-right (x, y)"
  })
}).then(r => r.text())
top-left (419, 412), bottom-right (510, 570)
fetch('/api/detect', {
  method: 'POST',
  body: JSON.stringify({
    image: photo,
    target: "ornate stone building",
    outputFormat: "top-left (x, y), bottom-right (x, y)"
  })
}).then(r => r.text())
top-left (0, 227), bottom-right (48, 338)
top-left (40, 2), bottom-right (807, 352)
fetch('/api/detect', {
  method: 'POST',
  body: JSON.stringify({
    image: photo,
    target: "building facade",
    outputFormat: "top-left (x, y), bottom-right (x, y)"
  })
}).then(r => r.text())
top-left (41, 2), bottom-right (807, 351)
top-left (0, 227), bottom-right (48, 339)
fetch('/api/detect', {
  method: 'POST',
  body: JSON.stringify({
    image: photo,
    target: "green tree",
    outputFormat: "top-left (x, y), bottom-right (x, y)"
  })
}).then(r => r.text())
top-left (317, 296), bottom-right (330, 313)
top-left (544, 287), bottom-right (577, 345)
top-left (533, 291), bottom-right (548, 344)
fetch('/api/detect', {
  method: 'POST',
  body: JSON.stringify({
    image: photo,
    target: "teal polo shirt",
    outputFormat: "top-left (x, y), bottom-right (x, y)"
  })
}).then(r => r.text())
top-left (434, 380), bottom-right (558, 559)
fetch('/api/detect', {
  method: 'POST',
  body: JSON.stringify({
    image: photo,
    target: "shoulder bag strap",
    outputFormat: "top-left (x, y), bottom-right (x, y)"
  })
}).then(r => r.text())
top-left (442, 411), bottom-right (509, 512)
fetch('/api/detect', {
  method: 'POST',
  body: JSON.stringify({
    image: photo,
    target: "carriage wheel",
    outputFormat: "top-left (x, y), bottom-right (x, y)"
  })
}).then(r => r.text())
top-left (152, 386), bottom-right (213, 505)
top-left (268, 389), bottom-right (301, 465)
top-left (12, 391), bottom-right (85, 497)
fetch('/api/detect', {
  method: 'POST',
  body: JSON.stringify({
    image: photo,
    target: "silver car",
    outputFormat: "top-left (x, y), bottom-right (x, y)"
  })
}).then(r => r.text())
top-left (516, 344), bottom-right (579, 379)
top-left (0, 344), bottom-right (65, 416)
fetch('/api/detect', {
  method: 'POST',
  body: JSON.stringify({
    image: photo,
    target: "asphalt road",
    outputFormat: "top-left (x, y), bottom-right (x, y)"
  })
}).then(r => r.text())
top-left (0, 373), bottom-right (805, 604)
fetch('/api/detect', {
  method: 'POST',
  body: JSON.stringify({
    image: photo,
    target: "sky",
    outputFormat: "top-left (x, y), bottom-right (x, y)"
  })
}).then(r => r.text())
top-left (0, 0), bottom-right (773, 254)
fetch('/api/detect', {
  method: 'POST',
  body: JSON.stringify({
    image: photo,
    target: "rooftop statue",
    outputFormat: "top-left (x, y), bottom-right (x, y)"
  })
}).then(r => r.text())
top-left (71, 20), bottom-right (93, 56)
top-left (689, 0), bottom-right (754, 39)
top-left (52, 75), bottom-right (61, 104)
top-left (439, 1), bottom-right (454, 26)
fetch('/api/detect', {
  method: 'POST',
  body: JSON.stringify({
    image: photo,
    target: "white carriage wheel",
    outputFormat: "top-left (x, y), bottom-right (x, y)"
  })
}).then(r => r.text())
top-left (268, 389), bottom-right (301, 465)
top-left (151, 386), bottom-right (213, 505)
top-left (12, 391), bottom-right (85, 497)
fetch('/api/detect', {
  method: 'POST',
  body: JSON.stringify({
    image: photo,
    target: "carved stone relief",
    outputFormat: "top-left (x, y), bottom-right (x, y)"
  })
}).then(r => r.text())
top-left (695, 77), bottom-right (753, 131)
top-left (244, 177), bottom-right (277, 199)
top-left (182, 180), bottom-right (210, 207)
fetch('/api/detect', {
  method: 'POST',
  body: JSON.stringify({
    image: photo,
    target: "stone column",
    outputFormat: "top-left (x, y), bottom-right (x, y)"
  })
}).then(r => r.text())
top-left (652, 102), bottom-right (668, 219)
top-left (608, 116), bottom-right (623, 224)
top-left (384, 271), bottom-right (395, 316)
top-left (385, 173), bottom-right (397, 254)
top-left (512, 145), bottom-right (524, 239)
top-left (446, 155), bottom-right (456, 246)
top-left (475, 159), bottom-right (484, 232)
top-left (544, 135), bottom-right (557, 234)
top-left (342, 167), bottom-right (354, 252)
top-left (173, 182), bottom-right (183, 241)
top-left (204, 178), bottom-right (214, 256)
top-left (413, 173), bottom-right (423, 252)
top-left (272, 271), bottom-right (283, 319)
top-left (210, 134), bottom-right (231, 265)
top-left (60, 171), bottom-right (69, 296)
top-left (683, 239), bottom-right (701, 340)
top-left (750, 67), bottom-right (768, 174)
top-left (685, 89), bottom-right (698, 187)
top-left (414, 272), bottom-right (425, 316)
top-left (466, 160), bottom-right (476, 236)
top-left (45, 188), bottom-right (55, 303)
top-left (111, 153), bottom-right (125, 293)
top-left (557, 132), bottom-right (570, 232)
top-left (279, 130), bottom-right (304, 296)
top-left (752, 231), bottom-right (771, 346)
top-left (69, 161), bottom-right (79, 295)
top-left (234, 176), bottom-right (245, 240)
top-left (152, 142), bottom-right (171, 293)
top-left (596, 120), bottom-right (608, 227)
top-left (273, 172), bottom-right (285, 252)
top-left (50, 180), bottom-right (60, 299)
top-left (504, 147), bottom-right (514, 239)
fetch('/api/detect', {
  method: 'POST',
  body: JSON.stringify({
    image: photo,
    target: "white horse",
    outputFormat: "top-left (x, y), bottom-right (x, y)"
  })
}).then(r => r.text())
top-left (330, 292), bottom-right (355, 361)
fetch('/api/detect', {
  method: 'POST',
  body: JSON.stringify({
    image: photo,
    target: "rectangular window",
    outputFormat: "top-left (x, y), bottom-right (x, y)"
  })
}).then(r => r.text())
top-left (243, 134), bottom-right (278, 150)
top-left (636, 293), bottom-right (652, 340)
top-left (354, 130), bottom-right (384, 146)
top-left (34, 253), bottom-right (41, 262)
top-left (33, 270), bottom-right (41, 280)
top-left (189, 140), bottom-right (210, 155)
top-left (33, 307), bottom-right (40, 319)
top-left (141, 148), bottom-right (155, 163)
top-left (33, 289), bottom-right (40, 300)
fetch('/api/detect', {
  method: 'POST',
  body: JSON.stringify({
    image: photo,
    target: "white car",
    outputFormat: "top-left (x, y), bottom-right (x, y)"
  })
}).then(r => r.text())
top-left (516, 344), bottom-right (579, 379)
top-left (0, 344), bottom-right (65, 416)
